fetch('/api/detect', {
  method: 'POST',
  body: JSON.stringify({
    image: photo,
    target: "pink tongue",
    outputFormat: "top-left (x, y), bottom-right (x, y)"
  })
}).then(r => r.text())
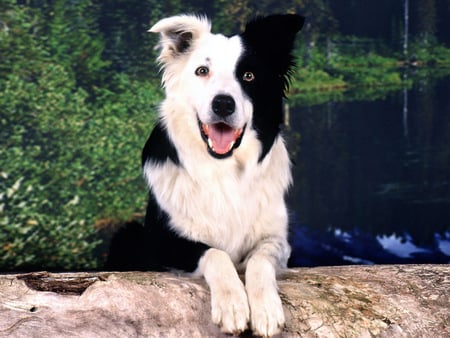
top-left (209, 124), bottom-right (237, 154)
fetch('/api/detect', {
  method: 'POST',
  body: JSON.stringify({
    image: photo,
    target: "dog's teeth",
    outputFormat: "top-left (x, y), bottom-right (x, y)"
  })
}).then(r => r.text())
top-left (228, 141), bottom-right (235, 151)
top-left (207, 138), bottom-right (214, 150)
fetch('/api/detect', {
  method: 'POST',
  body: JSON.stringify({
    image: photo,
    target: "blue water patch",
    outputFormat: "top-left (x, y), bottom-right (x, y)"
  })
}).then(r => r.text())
top-left (376, 233), bottom-right (430, 258)
top-left (287, 76), bottom-right (450, 267)
top-left (288, 222), bottom-right (450, 267)
top-left (436, 232), bottom-right (450, 256)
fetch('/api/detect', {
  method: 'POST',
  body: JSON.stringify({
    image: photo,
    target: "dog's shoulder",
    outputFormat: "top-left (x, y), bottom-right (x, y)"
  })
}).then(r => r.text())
top-left (142, 119), bottom-right (180, 166)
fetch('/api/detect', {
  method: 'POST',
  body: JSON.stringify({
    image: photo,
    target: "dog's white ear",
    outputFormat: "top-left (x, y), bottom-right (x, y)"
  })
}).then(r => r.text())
top-left (149, 15), bottom-right (211, 62)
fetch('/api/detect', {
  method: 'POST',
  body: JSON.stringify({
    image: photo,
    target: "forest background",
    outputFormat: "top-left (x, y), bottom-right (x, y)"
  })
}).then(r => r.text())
top-left (1, 0), bottom-right (450, 271)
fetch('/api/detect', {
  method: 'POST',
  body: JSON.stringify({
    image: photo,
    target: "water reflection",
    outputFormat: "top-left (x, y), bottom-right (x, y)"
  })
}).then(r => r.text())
top-left (287, 75), bottom-right (450, 266)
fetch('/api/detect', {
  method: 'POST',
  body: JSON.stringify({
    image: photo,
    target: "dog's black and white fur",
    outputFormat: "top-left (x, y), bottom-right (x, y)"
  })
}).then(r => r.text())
top-left (107, 14), bottom-right (304, 336)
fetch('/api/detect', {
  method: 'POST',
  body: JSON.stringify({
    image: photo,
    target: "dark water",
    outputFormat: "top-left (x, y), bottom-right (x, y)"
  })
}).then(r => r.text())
top-left (287, 75), bottom-right (450, 266)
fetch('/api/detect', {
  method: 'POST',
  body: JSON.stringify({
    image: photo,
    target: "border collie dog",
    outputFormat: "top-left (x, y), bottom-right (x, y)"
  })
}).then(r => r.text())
top-left (108, 14), bottom-right (304, 336)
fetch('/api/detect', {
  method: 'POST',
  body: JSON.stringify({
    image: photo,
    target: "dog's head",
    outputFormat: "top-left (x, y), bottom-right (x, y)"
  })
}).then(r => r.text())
top-left (150, 14), bottom-right (304, 160)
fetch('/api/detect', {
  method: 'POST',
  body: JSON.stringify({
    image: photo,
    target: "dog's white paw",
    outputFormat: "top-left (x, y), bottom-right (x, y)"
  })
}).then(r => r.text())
top-left (248, 287), bottom-right (285, 337)
top-left (210, 281), bottom-right (250, 335)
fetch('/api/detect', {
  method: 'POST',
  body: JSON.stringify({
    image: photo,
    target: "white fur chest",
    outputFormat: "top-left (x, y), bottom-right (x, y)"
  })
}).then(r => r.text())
top-left (143, 137), bottom-right (292, 263)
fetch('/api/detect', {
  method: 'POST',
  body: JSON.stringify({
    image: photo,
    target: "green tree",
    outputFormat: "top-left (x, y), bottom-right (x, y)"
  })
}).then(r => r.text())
top-left (0, 2), bottom-right (161, 270)
top-left (42, 0), bottom-right (109, 89)
top-left (0, 3), bottom-right (101, 269)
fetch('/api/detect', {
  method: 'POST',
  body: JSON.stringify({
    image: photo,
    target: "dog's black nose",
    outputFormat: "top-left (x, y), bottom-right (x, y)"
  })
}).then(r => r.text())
top-left (212, 94), bottom-right (235, 117)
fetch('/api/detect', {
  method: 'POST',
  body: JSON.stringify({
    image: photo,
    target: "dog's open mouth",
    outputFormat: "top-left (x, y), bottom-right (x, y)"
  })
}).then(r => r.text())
top-left (199, 120), bottom-right (245, 158)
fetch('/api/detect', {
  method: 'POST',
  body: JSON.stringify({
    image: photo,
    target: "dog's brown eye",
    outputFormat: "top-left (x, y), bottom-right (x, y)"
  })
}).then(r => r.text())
top-left (195, 66), bottom-right (209, 77)
top-left (243, 71), bottom-right (255, 82)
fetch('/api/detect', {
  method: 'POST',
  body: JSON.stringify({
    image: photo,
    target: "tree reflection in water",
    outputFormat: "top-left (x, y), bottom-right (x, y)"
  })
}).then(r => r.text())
top-left (287, 75), bottom-right (450, 266)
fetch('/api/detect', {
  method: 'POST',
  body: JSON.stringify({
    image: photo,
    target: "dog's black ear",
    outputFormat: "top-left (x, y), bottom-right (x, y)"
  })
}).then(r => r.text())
top-left (241, 14), bottom-right (304, 76)
top-left (150, 15), bottom-right (211, 61)
top-left (242, 14), bottom-right (304, 52)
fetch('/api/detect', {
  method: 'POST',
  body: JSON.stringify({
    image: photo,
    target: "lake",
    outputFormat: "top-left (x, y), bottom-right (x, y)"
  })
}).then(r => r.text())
top-left (287, 74), bottom-right (450, 266)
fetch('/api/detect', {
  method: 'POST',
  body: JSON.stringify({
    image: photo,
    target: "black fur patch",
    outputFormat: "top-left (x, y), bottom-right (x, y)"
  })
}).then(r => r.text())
top-left (106, 191), bottom-right (210, 272)
top-left (142, 120), bottom-right (179, 166)
top-left (238, 14), bottom-right (304, 161)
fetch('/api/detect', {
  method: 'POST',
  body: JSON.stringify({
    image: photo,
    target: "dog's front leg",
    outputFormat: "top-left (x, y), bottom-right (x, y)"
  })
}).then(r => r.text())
top-left (199, 249), bottom-right (250, 334)
top-left (198, 248), bottom-right (250, 335)
top-left (245, 239), bottom-right (288, 337)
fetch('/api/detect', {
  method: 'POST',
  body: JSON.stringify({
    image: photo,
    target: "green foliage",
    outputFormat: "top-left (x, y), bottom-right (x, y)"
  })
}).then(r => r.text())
top-left (330, 52), bottom-right (402, 87)
top-left (290, 43), bottom-right (405, 105)
top-left (0, 65), bottom-right (97, 269)
top-left (0, 2), bottom-right (161, 270)
top-left (292, 68), bottom-right (345, 92)
top-left (0, 61), bottom-right (162, 269)
top-left (409, 40), bottom-right (450, 66)
top-left (43, 0), bottom-right (109, 89)
top-left (289, 35), bottom-right (450, 105)
top-left (0, 174), bottom-right (100, 269)
top-left (0, 4), bottom-right (48, 81)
